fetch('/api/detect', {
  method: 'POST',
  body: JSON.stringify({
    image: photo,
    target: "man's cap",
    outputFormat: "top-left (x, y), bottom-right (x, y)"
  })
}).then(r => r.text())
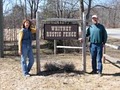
top-left (92, 15), bottom-right (98, 18)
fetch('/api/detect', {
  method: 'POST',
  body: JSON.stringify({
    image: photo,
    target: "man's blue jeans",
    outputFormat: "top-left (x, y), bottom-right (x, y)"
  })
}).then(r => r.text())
top-left (90, 43), bottom-right (103, 73)
top-left (21, 44), bottom-right (34, 76)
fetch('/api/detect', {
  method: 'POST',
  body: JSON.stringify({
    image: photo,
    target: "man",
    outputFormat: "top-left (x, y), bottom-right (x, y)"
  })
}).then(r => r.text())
top-left (80, 15), bottom-right (107, 76)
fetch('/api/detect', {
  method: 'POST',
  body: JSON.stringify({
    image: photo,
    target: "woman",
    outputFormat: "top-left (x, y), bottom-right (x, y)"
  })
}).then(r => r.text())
top-left (18, 19), bottom-right (36, 77)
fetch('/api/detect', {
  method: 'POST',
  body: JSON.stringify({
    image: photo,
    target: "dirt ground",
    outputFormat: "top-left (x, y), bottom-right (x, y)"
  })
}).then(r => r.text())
top-left (0, 53), bottom-right (120, 90)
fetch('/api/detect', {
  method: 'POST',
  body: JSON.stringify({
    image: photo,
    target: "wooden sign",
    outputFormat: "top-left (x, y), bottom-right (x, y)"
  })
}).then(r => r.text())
top-left (44, 24), bottom-right (79, 40)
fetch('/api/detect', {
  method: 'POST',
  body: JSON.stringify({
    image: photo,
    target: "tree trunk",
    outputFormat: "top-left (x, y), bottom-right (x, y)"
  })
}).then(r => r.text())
top-left (0, 0), bottom-right (4, 57)
top-left (86, 0), bottom-right (92, 25)
top-left (24, 0), bottom-right (27, 18)
top-left (80, 0), bottom-right (84, 29)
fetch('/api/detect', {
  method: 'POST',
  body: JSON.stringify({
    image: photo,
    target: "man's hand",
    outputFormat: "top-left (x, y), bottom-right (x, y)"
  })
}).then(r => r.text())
top-left (102, 44), bottom-right (105, 48)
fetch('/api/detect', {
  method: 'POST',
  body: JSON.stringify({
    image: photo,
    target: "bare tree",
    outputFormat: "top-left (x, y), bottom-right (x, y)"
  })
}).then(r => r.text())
top-left (44, 0), bottom-right (80, 18)
top-left (17, 0), bottom-right (25, 19)
top-left (90, 0), bottom-right (120, 28)
top-left (4, 5), bottom-right (24, 28)
top-left (27, 0), bottom-right (40, 19)
top-left (3, 0), bottom-right (14, 15)
top-left (84, 0), bottom-right (92, 25)
top-left (80, 0), bottom-right (84, 28)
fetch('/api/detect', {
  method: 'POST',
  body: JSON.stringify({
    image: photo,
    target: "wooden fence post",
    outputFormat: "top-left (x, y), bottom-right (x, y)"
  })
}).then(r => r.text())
top-left (54, 40), bottom-right (56, 55)
top-left (103, 45), bottom-right (106, 63)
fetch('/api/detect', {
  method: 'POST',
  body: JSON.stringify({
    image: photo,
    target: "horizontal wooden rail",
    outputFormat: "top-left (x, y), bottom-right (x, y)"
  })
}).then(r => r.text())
top-left (103, 54), bottom-right (120, 64)
top-left (42, 18), bottom-right (81, 22)
top-left (105, 43), bottom-right (120, 50)
top-left (56, 46), bottom-right (83, 49)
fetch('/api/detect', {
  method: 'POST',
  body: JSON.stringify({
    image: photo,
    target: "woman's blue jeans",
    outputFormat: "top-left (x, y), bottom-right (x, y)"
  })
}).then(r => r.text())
top-left (21, 44), bottom-right (34, 76)
top-left (90, 43), bottom-right (103, 73)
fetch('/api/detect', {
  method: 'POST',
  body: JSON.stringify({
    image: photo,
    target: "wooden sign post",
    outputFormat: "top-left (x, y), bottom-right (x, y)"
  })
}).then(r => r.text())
top-left (36, 12), bottom-right (40, 74)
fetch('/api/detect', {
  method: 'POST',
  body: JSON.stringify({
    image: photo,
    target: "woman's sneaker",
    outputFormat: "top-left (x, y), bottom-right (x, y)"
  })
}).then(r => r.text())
top-left (98, 72), bottom-right (102, 77)
top-left (25, 74), bottom-right (30, 77)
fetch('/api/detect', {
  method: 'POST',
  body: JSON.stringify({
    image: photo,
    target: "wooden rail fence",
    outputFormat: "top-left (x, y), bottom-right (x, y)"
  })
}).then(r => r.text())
top-left (103, 43), bottom-right (120, 68)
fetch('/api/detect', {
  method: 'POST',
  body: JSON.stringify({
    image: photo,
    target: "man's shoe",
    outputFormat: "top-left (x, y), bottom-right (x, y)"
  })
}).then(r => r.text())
top-left (88, 71), bottom-right (97, 74)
